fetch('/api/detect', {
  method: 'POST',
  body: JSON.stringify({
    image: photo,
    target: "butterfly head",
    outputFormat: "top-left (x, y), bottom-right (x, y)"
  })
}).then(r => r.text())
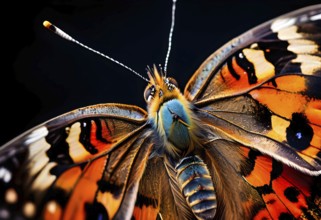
top-left (144, 66), bottom-right (179, 107)
top-left (144, 66), bottom-right (196, 156)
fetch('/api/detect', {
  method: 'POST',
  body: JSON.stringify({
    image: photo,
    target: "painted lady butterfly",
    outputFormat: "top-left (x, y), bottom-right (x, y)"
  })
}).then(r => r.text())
top-left (1, 2), bottom-right (321, 220)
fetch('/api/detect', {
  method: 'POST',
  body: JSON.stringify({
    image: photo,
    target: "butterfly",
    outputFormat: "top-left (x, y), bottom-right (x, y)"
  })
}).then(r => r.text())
top-left (1, 2), bottom-right (321, 220)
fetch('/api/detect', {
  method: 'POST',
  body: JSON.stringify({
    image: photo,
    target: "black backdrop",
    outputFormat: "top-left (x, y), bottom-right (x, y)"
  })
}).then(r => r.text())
top-left (1, 0), bottom-right (320, 145)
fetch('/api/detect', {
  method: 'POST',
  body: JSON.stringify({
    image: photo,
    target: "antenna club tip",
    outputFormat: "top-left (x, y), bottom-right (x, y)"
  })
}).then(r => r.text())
top-left (43, 20), bottom-right (52, 28)
top-left (43, 20), bottom-right (56, 32)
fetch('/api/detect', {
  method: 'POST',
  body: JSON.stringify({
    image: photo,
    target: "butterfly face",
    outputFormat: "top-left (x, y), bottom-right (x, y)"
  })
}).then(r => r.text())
top-left (1, 3), bottom-right (321, 220)
top-left (144, 68), bottom-right (196, 156)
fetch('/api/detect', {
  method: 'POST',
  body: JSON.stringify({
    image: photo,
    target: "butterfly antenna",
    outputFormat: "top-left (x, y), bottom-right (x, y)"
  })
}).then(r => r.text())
top-left (164, 0), bottom-right (177, 74)
top-left (42, 21), bottom-right (149, 83)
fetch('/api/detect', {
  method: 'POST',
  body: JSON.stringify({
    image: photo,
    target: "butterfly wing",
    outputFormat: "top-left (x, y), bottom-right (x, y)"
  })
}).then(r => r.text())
top-left (0, 103), bottom-right (157, 220)
top-left (132, 156), bottom-right (183, 220)
top-left (185, 4), bottom-right (321, 219)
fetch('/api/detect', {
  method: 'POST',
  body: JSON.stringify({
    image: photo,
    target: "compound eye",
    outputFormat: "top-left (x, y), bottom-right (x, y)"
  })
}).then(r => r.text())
top-left (144, 85), bottom-right (155, 102)
top-left (167, 77), bottom-right (178, 88)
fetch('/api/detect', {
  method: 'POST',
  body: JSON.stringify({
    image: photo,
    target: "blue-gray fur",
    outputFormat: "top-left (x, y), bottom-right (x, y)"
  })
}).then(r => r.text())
top-left (160, 99), bottom-right (191, 150)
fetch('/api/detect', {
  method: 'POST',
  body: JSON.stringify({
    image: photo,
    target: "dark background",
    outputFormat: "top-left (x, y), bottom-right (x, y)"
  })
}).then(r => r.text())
top-left (1, 0), bottom-right (320, 145)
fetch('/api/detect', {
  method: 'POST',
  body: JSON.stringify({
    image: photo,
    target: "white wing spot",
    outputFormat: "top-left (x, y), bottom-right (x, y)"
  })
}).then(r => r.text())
top-left (67, 122), bottom-right (92, 162)
top-left (31, 162), bottom-right (56, 192)
top-left (0, 168), bottom-right (4, 178)
top-left (3, 172), bottom-right (11, 183)
top-left (271, 17), bottom-right (297, 32)
top-left (292, 54), bottom-right (321, 75)
top-left (310, 13), bottom-right (321, 21)
top-left (23, 201), bottom-right (36, 218)
top-left (5, 188), bottom-right (18, 204)
top-left (296, 132), bottom-right (302, 139)
top-left (46, 200), bottom-right (59, 214)
top-left (276, 26), bottom-right (302, 40)
top-left (0, 167), bottom-right (12, 183)
top-left (24, 126), bottom-right (49, 145)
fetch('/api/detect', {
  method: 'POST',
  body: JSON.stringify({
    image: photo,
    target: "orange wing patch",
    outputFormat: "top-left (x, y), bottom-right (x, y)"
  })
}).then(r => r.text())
top-left (54, 166), bottom-right (82, 193)
top-left (43, 156), bottom-right (107, 220)
top-left (243, 154), bottom-right (272, 187)
top-left (96, 190), bottom-right (121, 218)
top-left (63, 117), bottom-right (145, 163)
top-left (253, 208), bottom-right (272, 220)
top-left (249, 89), bottom-right (309, 119)
top-left (241, 147), bottom-right (320, 219)
top-left (62, 156), bottom-right (107, 220)
top-left (263, 75), bottom-right (306, 93)
top-left (261, 193), bottom-right (291, 218)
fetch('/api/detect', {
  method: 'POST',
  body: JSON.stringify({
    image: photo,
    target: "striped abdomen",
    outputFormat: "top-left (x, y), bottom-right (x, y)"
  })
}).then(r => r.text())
top-left (175, 156), bottom-right (217, 220)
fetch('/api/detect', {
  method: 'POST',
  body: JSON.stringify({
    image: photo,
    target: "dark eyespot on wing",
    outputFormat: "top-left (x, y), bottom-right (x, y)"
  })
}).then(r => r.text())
top-left (286, 113), bottom-right (313, 151)
top-left (284, 187), bottom-right (300, 203)
top-left (279, 212), bottom-right (294, 220)
top-left (85, 202), bottom-right (109, 220)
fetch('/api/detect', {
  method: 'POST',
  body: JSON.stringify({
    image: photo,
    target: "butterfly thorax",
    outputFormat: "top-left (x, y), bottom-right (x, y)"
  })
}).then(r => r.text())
top-left (144, 67), bottom-right (197, 157)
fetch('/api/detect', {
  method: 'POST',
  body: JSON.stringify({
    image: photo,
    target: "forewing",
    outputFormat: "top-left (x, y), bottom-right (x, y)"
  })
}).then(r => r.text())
top-left (185, 5), bottom-right (321, 175)
top-left (0, 103), bottom-right (155, 220)
top-left (184, 4), bottom-right (321, 219)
